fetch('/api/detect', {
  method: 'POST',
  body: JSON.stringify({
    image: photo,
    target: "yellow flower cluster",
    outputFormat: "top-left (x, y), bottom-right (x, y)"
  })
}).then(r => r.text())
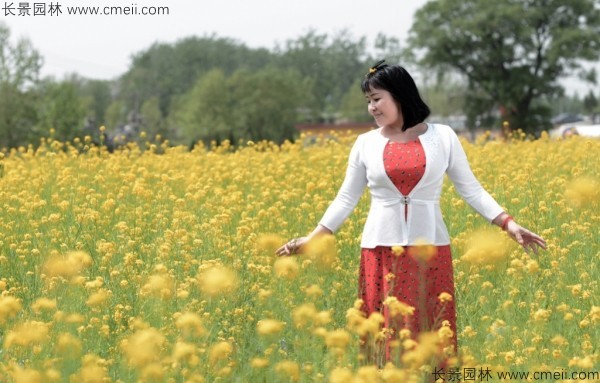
top-left (0, 132), bottom-right (597, 381)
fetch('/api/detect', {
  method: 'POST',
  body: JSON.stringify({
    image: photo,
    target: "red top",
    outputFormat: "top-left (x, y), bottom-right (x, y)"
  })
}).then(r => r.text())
top-left (383, 139), bottom-right (426, 196)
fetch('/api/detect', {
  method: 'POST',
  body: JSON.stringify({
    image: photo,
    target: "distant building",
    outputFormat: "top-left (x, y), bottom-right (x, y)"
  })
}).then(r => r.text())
top-left (295, 122), bottom-right (376, 138)
top-left (295, 117), bottom-right (468, 139)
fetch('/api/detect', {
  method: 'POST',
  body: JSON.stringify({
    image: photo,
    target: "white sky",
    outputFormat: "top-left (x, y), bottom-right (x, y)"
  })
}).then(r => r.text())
top-left (1, 0), bottom-right (594, 95)
top-left (2, 0), bottom-right (428, 79)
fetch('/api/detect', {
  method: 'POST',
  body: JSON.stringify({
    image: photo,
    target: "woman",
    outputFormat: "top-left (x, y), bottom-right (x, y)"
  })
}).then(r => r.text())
top-left (276, 60), bottom-right (546, 363)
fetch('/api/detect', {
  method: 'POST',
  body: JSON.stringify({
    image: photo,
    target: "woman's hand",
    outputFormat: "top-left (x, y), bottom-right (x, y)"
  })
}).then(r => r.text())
top-left (505, 220), bottom-right (547, 254)
top-left (276, 236), bottom-right (309, 256)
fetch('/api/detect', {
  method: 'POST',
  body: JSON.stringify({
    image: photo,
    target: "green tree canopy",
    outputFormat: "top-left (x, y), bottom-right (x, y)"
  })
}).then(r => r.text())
top-left (36, 79), bottom-right (86, 141)
top-left (119, 36), bottom-right (274, 119)
top-left (170, 68), bottom-right (232, 145)
top-left (171, 67), bottom-right (311, 146)
top-left (276, 29), bottom-right (368, 122)
top-left (409, 0), bottom-right (600, 134)
top-left (0, 22), bottom-right (42, 148)
top-left (228, 67), bottom-right (312, 143)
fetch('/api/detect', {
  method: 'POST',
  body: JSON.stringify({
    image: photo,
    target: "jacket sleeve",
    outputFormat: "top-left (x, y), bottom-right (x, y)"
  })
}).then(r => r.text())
top-left (445, 130), bottom-right (504, 222)
top-left (318, 136), bottom-right (368, 233)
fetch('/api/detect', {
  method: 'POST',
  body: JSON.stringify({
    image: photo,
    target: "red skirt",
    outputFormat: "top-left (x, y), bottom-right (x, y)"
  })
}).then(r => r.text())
top-left (359, 245), bottom-right (458, 356)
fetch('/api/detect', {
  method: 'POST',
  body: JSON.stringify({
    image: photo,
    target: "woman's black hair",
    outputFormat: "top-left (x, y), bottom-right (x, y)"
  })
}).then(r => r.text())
top-left (361, 60), bottom-right (430, 131)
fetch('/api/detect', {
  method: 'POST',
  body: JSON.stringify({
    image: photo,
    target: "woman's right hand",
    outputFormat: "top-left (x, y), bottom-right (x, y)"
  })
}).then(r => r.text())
top-left (276, 236), bottom-right (309, 256)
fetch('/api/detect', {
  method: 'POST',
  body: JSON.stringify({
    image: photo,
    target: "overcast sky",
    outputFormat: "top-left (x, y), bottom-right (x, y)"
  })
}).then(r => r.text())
top-left (2, 0), bottom-right (428, 79)
top-left (1, 0), bottom-right (593, 95)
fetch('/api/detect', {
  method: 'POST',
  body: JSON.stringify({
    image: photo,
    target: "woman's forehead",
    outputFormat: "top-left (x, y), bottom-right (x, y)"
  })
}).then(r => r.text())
top-left (365, 87), bottom-right (386, 96)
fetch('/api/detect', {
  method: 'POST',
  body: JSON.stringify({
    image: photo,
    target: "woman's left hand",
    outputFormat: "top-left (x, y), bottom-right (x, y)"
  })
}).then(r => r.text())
top-left (505, 220), bottom-right (547, 254)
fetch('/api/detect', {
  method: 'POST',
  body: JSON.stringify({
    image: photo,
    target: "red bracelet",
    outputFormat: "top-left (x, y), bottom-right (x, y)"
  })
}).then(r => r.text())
top-left (501, 215), bottom-right (514, 231)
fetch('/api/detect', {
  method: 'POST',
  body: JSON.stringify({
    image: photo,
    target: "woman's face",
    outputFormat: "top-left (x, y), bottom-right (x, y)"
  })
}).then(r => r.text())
top-left (365, 87), bottom-right (403, 129)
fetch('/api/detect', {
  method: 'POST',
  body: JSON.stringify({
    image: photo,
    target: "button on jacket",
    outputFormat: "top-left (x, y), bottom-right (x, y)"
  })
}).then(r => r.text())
top-left (318, 123), bottom-right (504, 248)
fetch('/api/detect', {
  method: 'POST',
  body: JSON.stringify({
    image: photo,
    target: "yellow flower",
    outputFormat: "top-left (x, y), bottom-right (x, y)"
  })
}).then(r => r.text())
top-left (565, 176), bottom-right (599, 207)
top-left (4, 320), bottom-right (50, 348)
top-left (43, 251), bottom-right (92, 280)
top-left (391, 246), bottom-right (405, 256)
top-left (251, 358), bottom-right (269, 368)
top-left (305, 284), bottom-right (323, 298)
top-left (504, 350), bottom-right (515, 362)
top-left (384, 272), bottom-right (395, 282)
top-left (570, 356), bottom-right (594, 369)
top-left (460, 228), bottom-right (511, 265)
top-left (273, 256), bottom-right (299, 279)
top-left (140, 273), bottom-right (174, 299)
top-left (330, 367), bottom-right (353, 383)
top-left (315, 310), bottom-right (332, 326)
top-left (383, 296), bottom-right (415, 317)
top-left (172, 341), bottom-right (197, 362)
top-left (0, 296), bottom-right (22, 324)
top-left (357, 312), bottom-right (385, 337)
top-left (325, 329), bottom-right (351, 350)
top-left (257, 319), bottom-right (285, 336)
top-left (399, 328), bottom-right (412, 339)
top-left (551, 335), bottom-right (568, 346)
top-left (140, 363), bottom-right (164, 381)
top-left (292, 303), bottom-right (317, 328)
top-left (381, 364), bottom-right (408, 382)
top-left (86, 289), bottom-right (110, 307)
top-left (438, 292), bottom-right (453, 303)
top-left (532, 309), bottom-right (551, 322)
top-left (9, 366), bottom-right (43, 383)
top-left (437, 322), bottom-right (454, 345)
top-left (258, 288), bottom-right (272, 300)
top-left (255, 233), bottom-right (284, 254)
top-left (345, 306), bottom-right (366, 333)
top-left (56, 333), bottom-right (82, 358)
top-left (209, 341), bottom-right (233, 365)
top-left (357, 366), bottom-right (379, 382)
top-left (401, 331), bottom-right (442, 368)
top-left (274, 360), bottom-right (300, 382)
top-left (408, 238), bottom-right (437, 262)
top-left (304, 234), bottom-right (337, 268)
top-left (197, 264), bottom-right (238, 297)
top-left (175, 312), bottom-right (206, 338)
top-left (120, 328), bottom-right (165, 368)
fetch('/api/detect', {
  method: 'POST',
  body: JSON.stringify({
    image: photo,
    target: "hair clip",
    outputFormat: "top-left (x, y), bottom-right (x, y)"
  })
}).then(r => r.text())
top-left (366, 59), bottom-right (386, 76)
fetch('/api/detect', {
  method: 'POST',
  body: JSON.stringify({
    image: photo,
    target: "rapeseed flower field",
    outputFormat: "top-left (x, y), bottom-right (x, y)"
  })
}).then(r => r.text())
top-left (0, 131), bottom-right (598, 382)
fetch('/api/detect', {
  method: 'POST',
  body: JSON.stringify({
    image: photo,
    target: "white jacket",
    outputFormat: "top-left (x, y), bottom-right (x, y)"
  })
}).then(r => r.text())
top-left (318, 123), bottom-right (504, 248)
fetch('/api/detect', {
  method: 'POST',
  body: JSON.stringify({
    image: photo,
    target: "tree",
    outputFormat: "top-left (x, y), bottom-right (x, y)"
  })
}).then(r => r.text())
top-left (0, 22), bottom-right (42, 148)
top-left (370, 33), bottom-right (403, 65)
top-left (339, 79), bottom-right (371, 123)
top-left (228, 67), bottom-right (312, 143)
top-left (78, 78), bottom-right (113, 128)
top-left (169, 69), bottom-right (232, 146)
top-left (408, 0), bottom-right (600, 134)
top-left (119, 36), bottom-right (274, 121)
top-left (104, 100), bottom-right (128, 134)
top-left (170, 67), bottom-right (312, 146)
top-left (276, 29), bottom-right (368, 122)
top-left (36, 79), bottom-right (86, 141)
top-left (583, 90), bottom-right (598, 116)
top-left (140, 96), bottom-right (166, 138)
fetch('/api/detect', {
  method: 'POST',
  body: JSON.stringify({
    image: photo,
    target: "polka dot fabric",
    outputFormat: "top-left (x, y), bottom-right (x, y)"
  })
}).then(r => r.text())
top-left (359, 139), bottom-right (457, 358)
